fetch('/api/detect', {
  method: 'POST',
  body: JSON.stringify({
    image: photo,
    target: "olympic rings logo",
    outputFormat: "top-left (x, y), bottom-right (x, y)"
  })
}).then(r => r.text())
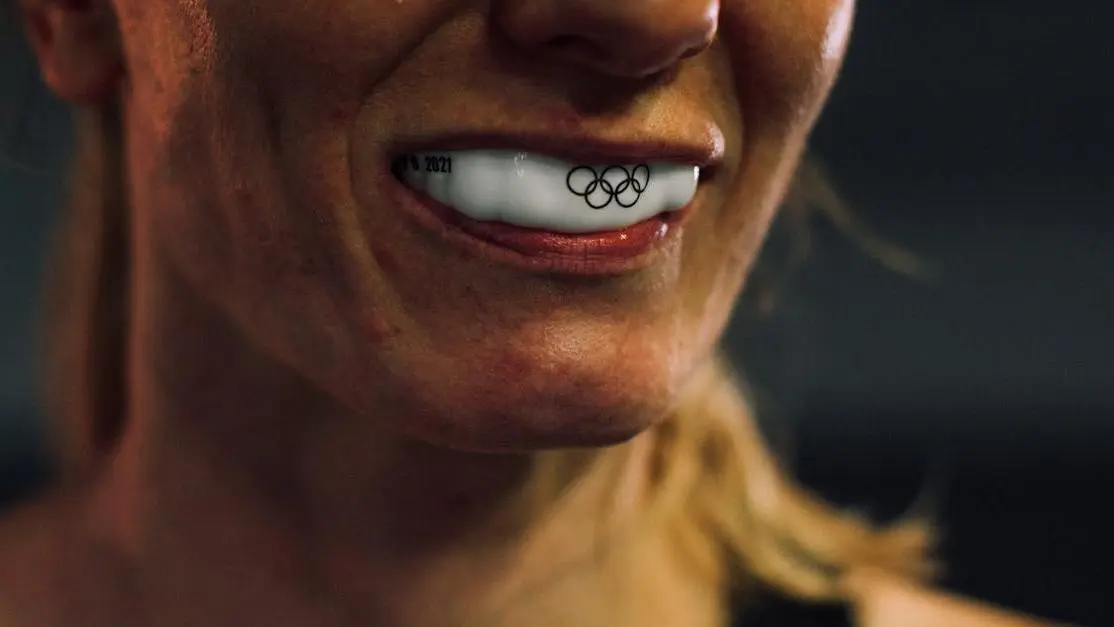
top-left (565, 165), bottom-right (651, 210)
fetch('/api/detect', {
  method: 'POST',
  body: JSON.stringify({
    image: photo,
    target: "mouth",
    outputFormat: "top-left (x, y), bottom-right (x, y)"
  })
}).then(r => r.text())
top-left (384, 136), bottom-right (717, 276)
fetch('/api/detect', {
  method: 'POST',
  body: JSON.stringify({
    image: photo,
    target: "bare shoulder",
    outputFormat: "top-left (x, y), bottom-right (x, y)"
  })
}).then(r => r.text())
top-left (847, 569), bottom-right (1078, 627)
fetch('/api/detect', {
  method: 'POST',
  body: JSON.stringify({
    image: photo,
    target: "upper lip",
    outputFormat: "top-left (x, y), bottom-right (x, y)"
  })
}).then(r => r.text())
top-left (387, 131), bottom-right (724, 169)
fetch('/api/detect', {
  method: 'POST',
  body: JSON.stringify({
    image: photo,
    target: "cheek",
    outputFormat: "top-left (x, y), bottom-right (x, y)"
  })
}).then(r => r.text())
top-left (722, 0), bottom-right (853, 131)
top-left (674, 0), bottom-right (857, 357)
top-left (203, 0), bottom-right (462, 106)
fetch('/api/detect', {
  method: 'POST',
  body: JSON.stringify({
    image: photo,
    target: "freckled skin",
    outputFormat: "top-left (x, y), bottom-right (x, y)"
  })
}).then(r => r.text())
top-left (103, 0), bottom-right (853, 451)
top-left (8, 4), bottom-right (1066, 625)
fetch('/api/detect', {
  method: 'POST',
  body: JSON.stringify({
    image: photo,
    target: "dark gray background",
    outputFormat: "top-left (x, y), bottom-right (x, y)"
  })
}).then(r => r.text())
top-left (2, 2), bottom-right (1111, 625)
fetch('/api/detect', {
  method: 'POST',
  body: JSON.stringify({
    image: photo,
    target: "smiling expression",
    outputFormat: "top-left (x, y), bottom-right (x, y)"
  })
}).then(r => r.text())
top-left (111, 0), bottom-right (855, 451)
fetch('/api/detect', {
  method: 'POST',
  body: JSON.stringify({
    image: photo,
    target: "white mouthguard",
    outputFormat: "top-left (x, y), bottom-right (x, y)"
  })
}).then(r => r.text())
top-left (395, 150), bottom-right (699, 234)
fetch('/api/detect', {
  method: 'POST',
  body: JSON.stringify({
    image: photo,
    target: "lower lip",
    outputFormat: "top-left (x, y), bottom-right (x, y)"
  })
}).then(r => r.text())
top-left (386, 171), bottom-right (696, 276)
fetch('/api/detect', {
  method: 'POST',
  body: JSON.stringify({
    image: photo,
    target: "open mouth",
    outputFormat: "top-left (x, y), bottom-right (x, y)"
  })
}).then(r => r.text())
top-left (387, 148), bottom-right (706, 273)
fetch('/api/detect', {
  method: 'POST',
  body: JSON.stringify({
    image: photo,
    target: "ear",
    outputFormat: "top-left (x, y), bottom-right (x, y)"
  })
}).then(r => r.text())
top-left (20, 0), bottom-right (123, 105)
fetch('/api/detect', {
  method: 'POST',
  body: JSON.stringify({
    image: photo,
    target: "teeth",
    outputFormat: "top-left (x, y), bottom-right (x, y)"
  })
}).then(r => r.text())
top-left (394, 150), bottom-right (699, 234)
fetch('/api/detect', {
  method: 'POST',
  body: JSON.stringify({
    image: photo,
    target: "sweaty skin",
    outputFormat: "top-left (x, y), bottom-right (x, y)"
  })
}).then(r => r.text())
top-left (2, 0), bottom-right (1066, 625)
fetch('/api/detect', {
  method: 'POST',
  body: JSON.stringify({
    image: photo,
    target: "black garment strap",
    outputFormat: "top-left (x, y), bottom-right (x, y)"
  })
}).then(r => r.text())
top-left (732, 588), bottom-right (853, 627)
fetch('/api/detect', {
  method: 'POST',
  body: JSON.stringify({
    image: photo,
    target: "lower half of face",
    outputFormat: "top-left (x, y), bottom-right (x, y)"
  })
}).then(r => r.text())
top-left (131, 0), bottom-right (850, 452)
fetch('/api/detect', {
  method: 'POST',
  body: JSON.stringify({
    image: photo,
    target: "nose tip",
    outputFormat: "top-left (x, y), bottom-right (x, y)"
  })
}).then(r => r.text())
top-left (495, 0), bottom-right (720, 79)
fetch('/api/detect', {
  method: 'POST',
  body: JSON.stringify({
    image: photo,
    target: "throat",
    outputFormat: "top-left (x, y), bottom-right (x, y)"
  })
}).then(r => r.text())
top-left (94, 406), bottom-right (661, 627)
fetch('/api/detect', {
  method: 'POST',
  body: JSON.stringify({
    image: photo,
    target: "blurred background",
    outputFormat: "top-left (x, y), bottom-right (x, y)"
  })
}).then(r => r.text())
top-left (2, 1), bottom-right (1111, 625)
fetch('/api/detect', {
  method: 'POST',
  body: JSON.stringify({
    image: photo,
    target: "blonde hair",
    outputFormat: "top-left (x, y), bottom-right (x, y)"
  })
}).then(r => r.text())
top-left (5, 11), bottom-right (935, 613)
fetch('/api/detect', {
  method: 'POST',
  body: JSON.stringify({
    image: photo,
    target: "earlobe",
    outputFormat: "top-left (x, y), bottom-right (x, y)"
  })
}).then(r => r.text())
top-left (20, 0), bottom-right (123, 105)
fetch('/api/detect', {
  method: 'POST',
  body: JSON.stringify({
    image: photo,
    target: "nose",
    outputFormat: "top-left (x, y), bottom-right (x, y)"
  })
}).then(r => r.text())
top-left (493, 0), bottom-right (720, 79)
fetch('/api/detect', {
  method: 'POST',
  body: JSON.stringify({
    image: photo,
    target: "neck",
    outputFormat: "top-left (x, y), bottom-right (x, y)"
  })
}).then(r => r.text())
top-left (84, 243), bottom-right (656, 627)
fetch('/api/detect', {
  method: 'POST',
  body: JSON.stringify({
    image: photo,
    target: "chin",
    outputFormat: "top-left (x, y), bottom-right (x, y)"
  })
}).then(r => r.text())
top-left (426, 394), bottom-right (673, 454)
top-left (365, 340), bottom-right (686, 454)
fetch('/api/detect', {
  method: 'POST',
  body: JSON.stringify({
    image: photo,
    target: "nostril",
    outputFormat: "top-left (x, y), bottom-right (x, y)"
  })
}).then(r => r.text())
top-left (547, 34), bottom-right (580, 49)
top-left (545, 34), bottom-right (607, 63)
top-left (499, 0), bottom-right (720, 79)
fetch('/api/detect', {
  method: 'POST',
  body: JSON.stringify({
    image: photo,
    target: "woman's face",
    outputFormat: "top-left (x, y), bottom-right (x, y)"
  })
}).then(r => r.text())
top-left (112, 0), bottom-right (853, 451)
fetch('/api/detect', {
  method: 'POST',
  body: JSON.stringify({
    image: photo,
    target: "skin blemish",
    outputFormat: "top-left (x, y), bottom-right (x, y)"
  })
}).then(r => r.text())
top-left (372, 247), bottom-right (399, 274)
